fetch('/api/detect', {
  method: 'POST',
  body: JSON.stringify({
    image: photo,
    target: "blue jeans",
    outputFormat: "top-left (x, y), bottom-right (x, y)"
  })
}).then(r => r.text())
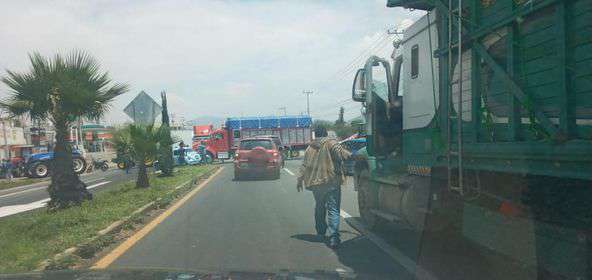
top-left (312, 183), bottom-right (341, 241)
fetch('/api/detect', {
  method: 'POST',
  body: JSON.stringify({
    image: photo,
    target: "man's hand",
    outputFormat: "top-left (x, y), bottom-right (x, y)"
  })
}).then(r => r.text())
top-left (297, 179), bottom-right (303, 192)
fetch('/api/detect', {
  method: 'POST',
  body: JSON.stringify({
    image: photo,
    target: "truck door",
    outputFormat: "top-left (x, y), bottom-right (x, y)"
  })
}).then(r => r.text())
top-left (352, 56), bottom-right (402, 157)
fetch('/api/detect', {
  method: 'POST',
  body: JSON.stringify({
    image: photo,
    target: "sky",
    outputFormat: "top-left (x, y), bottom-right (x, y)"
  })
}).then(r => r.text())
top-left (0, 0), bottom-right (422, 124)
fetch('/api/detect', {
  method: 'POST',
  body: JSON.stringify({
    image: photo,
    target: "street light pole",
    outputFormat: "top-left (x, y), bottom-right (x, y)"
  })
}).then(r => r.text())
top-left (302, 90), bottom-right (313, 116)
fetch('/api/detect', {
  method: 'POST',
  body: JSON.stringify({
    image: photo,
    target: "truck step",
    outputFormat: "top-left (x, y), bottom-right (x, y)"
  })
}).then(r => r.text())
top-left (449, 185), bottom-right (464, 194)
top-left (370, 209), bottom-right (401, 222)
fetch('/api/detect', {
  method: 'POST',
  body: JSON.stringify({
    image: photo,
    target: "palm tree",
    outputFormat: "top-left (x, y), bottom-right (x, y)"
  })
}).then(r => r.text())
top-left (1, 51), bottom-right (128, 208)
top-left (127, 124), bottom-right (163, 188)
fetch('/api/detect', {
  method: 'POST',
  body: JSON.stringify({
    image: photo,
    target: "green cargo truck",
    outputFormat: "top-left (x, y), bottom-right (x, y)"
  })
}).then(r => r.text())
top-left (351, 0), bottom-right (591, 278)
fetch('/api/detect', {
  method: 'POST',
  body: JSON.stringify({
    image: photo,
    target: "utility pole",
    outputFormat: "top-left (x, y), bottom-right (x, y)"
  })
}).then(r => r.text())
top-left (278, 107), bottom-right (287, 116)
top-left (302, 90), bottom-right (313, 116)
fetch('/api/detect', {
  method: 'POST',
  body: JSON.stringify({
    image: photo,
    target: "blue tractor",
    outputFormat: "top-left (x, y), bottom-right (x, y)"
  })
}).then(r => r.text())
top-left (26, 151), bottom-right (87, 178)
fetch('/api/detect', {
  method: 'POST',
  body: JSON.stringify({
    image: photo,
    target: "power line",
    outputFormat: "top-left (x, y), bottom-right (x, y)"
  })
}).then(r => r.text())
top-left (336, 35), bottom-right (396, 81)
top-left (332, 32), bottom-right (390, 78)
top-left (334, 34), bottom-right (393, 80)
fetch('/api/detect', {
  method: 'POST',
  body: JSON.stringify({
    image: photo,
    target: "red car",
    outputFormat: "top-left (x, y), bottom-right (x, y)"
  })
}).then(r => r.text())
top-left (233, 137), bottom-right (281, 180)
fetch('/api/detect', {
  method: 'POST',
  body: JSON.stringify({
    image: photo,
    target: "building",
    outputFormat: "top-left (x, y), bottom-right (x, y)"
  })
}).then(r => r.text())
top-left (80, 124), bottom-right (114, 152)
top-left (0, 116), bottom-right (33, 160)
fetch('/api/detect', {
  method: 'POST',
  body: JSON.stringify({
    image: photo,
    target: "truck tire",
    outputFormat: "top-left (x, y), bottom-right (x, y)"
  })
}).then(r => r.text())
top-left (72, 158), bottom-right (86, 174)
top-left (31, 162), bottom-right (50, 178)
top-left (206, 152), bottom-right (217, 163)
top-left (117, 162), bottom-right (126, 169)
top-left (100, 162), bottom-right (109, 171)
top-left (356, 168), bottom-right (378, 229)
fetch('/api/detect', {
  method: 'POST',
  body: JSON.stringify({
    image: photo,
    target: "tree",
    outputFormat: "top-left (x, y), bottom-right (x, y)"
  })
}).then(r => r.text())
top-left (1, 51), bottom-right (128, 209)
top-left (335, 106), bottom-right (345, 127)
top-left (124, 124), bottom-right (161, 188)
top-left (158, 91), bottom-right (174, 176)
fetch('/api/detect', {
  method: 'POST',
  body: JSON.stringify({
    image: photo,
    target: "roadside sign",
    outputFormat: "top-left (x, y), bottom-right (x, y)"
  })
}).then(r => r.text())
top-left (124, 91), bottom-right (162, 125)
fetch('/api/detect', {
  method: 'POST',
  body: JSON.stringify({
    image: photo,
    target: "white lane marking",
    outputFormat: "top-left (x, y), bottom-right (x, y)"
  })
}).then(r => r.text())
top-left (282, 168), bottom-right (295, 176)
top-left (86, 181), bottom-right (110, 190)
top-left (85, 178), bottom-right (104, 184)
top-left (0, 177), bottom-right (106, 199)
top-left (0, 188), bottom-right (44, 199)
top-left (340, 210), bottom-right (439, 280)
top-left (0, 181), bottom-right (111, 218)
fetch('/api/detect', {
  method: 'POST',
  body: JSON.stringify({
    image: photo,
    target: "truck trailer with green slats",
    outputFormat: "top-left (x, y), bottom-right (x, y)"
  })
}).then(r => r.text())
top-left (350, 0), bottom-right (591, 278)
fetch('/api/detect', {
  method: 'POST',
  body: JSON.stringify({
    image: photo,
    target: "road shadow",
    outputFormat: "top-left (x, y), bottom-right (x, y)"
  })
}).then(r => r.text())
top-left (290, 233), bottom-right (325, 243)
top-left (334, 235), bottom-right (414, 279)
top-left (290, 231), bottom-right (412, 279)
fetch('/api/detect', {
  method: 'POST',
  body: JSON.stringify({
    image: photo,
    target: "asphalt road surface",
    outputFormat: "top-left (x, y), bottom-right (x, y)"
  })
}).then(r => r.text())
top-left (106, 159), bottom-right (413, 279)
top-left (0, 168), bottom-right (138, 218)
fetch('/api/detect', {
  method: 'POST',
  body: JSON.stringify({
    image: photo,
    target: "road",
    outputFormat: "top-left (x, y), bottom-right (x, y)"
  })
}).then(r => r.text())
top-left (102, 159), bottom-right (413, 279)
top-left (0, 168), bottom-right (138, 218)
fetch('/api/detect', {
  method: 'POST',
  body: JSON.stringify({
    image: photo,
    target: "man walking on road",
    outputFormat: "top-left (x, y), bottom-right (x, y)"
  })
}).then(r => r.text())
top-left (297, 126), bottom-right (351, 248)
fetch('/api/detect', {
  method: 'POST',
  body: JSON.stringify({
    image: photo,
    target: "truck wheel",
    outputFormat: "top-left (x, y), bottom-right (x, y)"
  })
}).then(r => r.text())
top-left (31, 162), bottom-right (49, 178)
top-left (206, 152), bottom-right (217, 163)
top-left (356, 168), bottom-right (378, 229)
top-left (100, 163), bottom-right (109, 172)
top-left (73, 158), bottom-right (86, 174)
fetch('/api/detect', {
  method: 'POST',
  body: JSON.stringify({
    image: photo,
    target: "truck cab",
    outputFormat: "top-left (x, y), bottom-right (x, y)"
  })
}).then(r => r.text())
top-left (350, 10), bottom-right (442, 232)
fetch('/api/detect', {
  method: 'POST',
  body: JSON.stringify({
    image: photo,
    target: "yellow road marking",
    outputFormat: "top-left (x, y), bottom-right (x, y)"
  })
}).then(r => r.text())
top-left (92, 167), bottom-right (224, 269)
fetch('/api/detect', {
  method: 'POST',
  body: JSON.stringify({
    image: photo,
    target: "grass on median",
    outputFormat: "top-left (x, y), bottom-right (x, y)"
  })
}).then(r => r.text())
top-left (0, 165), bottom-right (213, 273)
top-left (0, 177), bottom-right (47, 191)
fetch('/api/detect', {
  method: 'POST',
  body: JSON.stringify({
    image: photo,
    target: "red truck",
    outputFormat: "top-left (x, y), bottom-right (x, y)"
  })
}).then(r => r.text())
top-left (191, 124), bottom-right (214, 150)
top-left (196, 116), bottom-right (312, 161)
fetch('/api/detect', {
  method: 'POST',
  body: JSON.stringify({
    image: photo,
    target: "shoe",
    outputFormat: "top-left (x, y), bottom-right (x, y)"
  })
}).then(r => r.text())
top-left (328, 237), bottom-right (341, 249)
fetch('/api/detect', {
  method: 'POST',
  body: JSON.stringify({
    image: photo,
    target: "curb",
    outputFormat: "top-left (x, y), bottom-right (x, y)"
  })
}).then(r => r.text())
top-left (37, 165), bottom-right (220, 271)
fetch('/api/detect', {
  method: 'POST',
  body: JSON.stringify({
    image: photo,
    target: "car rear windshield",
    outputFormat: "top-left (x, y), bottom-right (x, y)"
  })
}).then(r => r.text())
top-left (240, 140), bottom-right (273, 150)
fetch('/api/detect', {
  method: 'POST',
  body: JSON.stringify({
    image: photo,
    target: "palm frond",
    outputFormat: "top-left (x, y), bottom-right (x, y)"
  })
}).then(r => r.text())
top-left (1, 50), bottom-right (129, 124)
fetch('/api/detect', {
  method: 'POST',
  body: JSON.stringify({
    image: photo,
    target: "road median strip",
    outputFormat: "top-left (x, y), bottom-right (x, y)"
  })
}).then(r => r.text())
top-left (0, 165), bottom-right (219, 273)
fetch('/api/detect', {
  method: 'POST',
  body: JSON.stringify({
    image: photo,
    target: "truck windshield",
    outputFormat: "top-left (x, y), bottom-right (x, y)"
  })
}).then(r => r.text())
top-left (239, 140), bottom-right (273, 150)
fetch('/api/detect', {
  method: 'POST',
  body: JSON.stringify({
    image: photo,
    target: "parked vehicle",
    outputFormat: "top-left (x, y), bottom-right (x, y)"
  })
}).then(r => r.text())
top-left (154, 146), bottom-right (212, 171)
top-left (112, 154), bottom-right (152, 169)
top-left (350, 1), bottom-right (591, 278)
top-left (233, 137), bottom-right (281, 180)
top-left (87, 158), bottom-right (109, 172)
top-left (339, 137), bottom-right (366, 176)
top-left (202, 116), bottom-right (312, 162)
top-left (26, 151), bottom-right (87, 178)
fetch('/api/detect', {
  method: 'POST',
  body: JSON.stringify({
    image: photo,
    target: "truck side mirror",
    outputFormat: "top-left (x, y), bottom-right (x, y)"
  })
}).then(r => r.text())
top-left (352, 68), bottom-right (367, 102)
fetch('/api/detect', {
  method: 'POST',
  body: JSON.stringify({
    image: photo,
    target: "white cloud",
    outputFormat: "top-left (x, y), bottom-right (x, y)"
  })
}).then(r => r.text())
top-left (0, 0), bottom-right (422, 123)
